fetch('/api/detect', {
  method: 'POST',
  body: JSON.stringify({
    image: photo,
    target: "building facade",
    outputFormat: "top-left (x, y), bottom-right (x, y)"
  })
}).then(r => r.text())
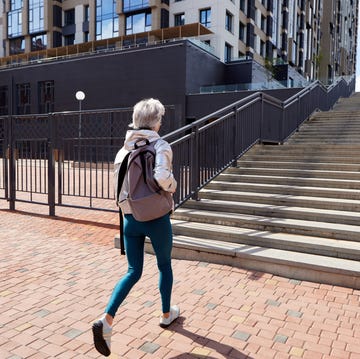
top-left (0, 1), bottom-right (358, 84)
top-left (319, 0), bottom-right (358, 83)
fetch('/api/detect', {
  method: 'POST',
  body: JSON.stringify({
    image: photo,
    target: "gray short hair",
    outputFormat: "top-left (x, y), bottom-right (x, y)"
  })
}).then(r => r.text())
top-left (130, 98), bottom-right (165, 129)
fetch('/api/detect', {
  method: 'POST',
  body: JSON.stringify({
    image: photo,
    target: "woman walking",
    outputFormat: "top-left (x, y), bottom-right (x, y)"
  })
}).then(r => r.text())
top-left (92, 98), bottom-right (179, 357)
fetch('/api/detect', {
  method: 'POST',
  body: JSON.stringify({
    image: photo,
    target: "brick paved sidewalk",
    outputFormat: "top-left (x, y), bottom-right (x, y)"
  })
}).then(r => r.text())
top-left (0, 202), bottom-right (359, 359)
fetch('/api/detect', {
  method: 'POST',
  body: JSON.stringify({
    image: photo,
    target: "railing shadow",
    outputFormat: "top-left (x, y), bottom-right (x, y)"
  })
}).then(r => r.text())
top-left (167, 317), bottom-right (253, 359)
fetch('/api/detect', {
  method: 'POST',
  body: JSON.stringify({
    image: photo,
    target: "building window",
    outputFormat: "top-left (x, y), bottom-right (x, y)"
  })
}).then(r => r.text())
top-left (29, 0), bottom-right (44, 34)
top-left (239, 22), bottom-right (246, 42)
top-left (261, 15), bottom-right (266, 32)
top-left (8, 9), bottom-right (22, 37)
top-left (84, 5), bottom-right (90, 22)
top-left (9, 37), bottom-right (25, 54)
top-left (84, 32), bottom-right (89, 42)
top-left (125, 11), bottom-right (151, 35)
top-left (38, 81), bottom-right (54, 113)
top-left (260, 40), bottom-right (265, 57)
top-left (174, 13), bottom-right (185, 26)
top-left (16, 83), bottom-right (31, 115)
top-left (31, 33), bottom-right (46, 51)
top-left (10, 0), bottom-right (23, 10)
top-left (224, 42), bottom-right (232, 62)
top-left (64, 34), bottom-right (75, 46)
top-left (96, 0), bottom-right (118, 40)
top-left (200, 8), bottom-right (211, 28)
top-left (123, 0), bottom-right (149, 12)
top-left (240, 0), bottom-right (246, 13)
top-left (225, 11), bottom-right (233, 33)
top-left (0, 86), bottom-right (8, 115)
top-left (64, 9), bottom-right (75, 26)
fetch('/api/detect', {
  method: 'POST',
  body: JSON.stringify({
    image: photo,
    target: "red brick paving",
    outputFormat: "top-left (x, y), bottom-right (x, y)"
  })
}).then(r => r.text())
top-left (0, 201), bottom-right (360, 358)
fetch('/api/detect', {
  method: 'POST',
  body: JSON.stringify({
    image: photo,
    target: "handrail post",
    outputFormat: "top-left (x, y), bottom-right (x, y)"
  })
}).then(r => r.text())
top-left (260, 93), bottom-right (264, 143)
top-left (296, 95), bottom-right (301, 131)
top-left (8, 115), bottom-right (15, 210)
top-left (231, 106), bottom-right (237, 167)
top-left (190, 125), bottom-right (200, 201)
top-left (280, 104), bottom-right (285, 144)
top-left (48, 113), bottom-right (55, 216)
top-left (4, 116), bottom-right (9, 200)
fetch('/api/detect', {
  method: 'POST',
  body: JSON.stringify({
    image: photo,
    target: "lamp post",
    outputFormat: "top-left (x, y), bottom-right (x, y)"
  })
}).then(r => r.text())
top-left (75, 90), bottom-right (85, 138)
top-left (75, 91), bottom-right (85, 163)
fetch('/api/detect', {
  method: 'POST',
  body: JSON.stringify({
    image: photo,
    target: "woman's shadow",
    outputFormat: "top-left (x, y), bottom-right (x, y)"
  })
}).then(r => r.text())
top-left (167, 317), bottom-right (253, 359)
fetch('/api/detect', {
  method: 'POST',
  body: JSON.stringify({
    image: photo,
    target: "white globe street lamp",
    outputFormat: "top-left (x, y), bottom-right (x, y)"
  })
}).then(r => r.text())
top-left (75, 91), bottom-right (85, 138)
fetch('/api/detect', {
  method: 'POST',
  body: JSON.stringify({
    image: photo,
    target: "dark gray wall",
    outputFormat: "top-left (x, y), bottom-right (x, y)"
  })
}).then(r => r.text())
top-left (0, 41), bottom-right (190, 128)
top-left (185, 43), bottom-right (225, 94)
top-left (225, 61), bottom-right (252, 84)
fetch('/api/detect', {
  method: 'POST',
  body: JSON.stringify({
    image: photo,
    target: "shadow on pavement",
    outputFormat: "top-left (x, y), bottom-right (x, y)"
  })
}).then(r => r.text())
top-left (168, 317), bottom-right (252, 359)
top-left (0, 208), bottom-right (118, 230)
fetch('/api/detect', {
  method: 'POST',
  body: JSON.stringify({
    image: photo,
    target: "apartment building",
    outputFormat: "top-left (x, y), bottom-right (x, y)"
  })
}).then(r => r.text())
top-left (1, 1), bottom-right (358, 84)
top-left (319, 0), bottom-right (358, 83)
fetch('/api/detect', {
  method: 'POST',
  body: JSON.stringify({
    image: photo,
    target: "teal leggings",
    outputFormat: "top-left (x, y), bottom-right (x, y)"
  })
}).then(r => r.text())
top-left (105, 213), bottom-right (173, 317)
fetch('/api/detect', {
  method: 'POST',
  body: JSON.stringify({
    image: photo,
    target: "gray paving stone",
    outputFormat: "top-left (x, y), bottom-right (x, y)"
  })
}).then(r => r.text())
top-left (274, 334), bottom-right (288, 343)
top-left (64, 328), bottom-right (83, 339)
top-left (192, 289), bottom-right (206, 295)
top-left (139, 342), bottom-right (160, 354)
top-left (232, 331), bottom-right (251, 341)
top-left (33, 309), bottom-right (51, 318)
top-left (287, 310), bottom-right (303, 318)
top-left (266, 299), bottom-right (281, 307)
top-left (206, 303), bottom-right (217, 310)
top-left (143, 300), bottom-right (155, 307)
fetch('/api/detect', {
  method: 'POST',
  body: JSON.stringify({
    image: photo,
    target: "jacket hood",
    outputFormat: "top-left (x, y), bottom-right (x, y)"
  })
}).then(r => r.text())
top-left (123, 129), bottom-right (160, 151)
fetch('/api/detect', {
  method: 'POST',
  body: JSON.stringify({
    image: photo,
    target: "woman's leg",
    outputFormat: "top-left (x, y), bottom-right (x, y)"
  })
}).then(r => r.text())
top-left (146, 214), bottom-right (174, 314)
top-left (105, 215), bottom-right (145, 318)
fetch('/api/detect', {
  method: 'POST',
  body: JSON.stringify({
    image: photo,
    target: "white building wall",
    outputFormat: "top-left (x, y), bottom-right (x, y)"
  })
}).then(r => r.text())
top-left (170, 0), bottom-right (240, 62)
top-left (75, 4), bottom-right (84, 44)
top-left (0, 1), bottom-right (4, 57)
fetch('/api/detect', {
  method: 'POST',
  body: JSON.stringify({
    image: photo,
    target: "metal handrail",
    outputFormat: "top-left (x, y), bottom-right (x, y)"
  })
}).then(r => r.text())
top-left (166, 74), bottom-right (355, 208)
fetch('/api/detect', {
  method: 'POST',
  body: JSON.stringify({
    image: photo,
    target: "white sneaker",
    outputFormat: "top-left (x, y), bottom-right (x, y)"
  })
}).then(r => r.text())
top-left (159, 305), bottom-right (180, 328)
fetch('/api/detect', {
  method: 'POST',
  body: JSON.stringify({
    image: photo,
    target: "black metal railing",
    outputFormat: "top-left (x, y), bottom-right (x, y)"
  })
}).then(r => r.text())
top-left (0, 75), bottom-right (355, 214)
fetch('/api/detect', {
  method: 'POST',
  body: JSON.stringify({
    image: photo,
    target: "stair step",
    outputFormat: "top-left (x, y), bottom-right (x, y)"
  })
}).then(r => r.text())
top-left (289, 139), bottom-right (360, 143)
top-left (183, 198), bottom-right (360, 225)
top-left (253, 145), bottom-right (360, 153)
top-left (173, 208), bottom-right (360, 243)
top-left (226, 167), bottom-right (360, 180)
top-left (219, 173), bottom-right (360, 189)
top-left (238, 160), bottom-right (360, 171)
top-left (299, 127), bottom-right (360, 131)
top-left (254, 148), bottom-right (360, 154)
top-left (145, 235), bottom-right (360, 289)
top-left (292, 136), bottom-right (360, 140)
top-left (206, 180), bottom-right (360, 200)
top-left (243, 155), bottom-right (360, 163)
top-left (198, 188), bottom-right (360, 212)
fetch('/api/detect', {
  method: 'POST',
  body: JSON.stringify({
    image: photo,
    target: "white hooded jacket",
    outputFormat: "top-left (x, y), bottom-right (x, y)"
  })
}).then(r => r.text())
top-left (114, 129), bottom-right (177, 214)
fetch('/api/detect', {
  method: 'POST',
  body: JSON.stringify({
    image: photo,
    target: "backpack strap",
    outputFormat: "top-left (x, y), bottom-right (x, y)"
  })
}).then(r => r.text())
top-left (133, 139), bottom-right (153, 185)
top-left (117, 151), bottom-right (130, 255)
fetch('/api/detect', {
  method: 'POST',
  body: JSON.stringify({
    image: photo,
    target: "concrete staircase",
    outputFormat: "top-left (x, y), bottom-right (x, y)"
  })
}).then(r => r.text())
top-left (157, 94), bottom-right (360, 288)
